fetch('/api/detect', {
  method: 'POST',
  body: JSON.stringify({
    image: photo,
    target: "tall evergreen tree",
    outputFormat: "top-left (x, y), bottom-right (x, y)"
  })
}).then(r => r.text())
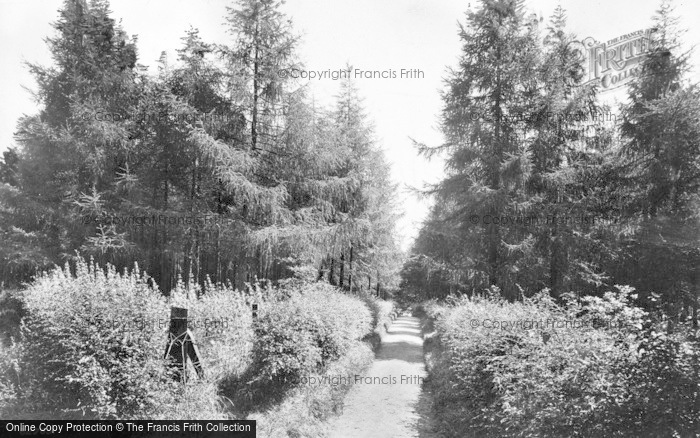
top-left (615, 0), bottom-right (700, 320)
top-left (422, 0), bottom-right (541, 298)
top-left (526, 5), bottom-right (611, 297)
top-left (224, 0), bottom-right (299, 152)
top-left (0, 0), bottom-right (139, 286)
top-left (318, 74), bottom-right (403, 291)
top-left (0, 0), bottom-right (403, 295)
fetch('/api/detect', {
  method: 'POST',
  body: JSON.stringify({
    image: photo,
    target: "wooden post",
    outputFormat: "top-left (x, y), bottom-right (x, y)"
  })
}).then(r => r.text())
top-left (164, 307), bottom-right (203, 382)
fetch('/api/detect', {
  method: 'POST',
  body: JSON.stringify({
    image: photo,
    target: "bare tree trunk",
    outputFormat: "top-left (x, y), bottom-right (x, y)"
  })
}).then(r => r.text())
top-left (194, 230), bottom-right (201, 293)
top-left (183, 161), bottom-right (198, 285)
top-left (317, 258), bottom-right (326, 281)
top-left (162, 163), bottom-right (170, 292)
top-left (329, 258), bottom-right (336, 286)
top-left (549, 219), bottom-right (563, 299)
top-left (376, 270), bottom-right (380, 297)
top-left (348, 244), bottom-right (353, 292)
top-left (214, 229), bottom-right (221, 285)
top-left (693, 270), bottom-right (699, 328)
top-left (489, 44), bottom-right (503, 297)
top-left (251, 16), bottom-right (259, 150)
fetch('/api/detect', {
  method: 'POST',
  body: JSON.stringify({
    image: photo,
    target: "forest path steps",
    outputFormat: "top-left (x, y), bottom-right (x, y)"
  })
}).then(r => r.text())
top-left (329, 315), bottom-right (436, 437)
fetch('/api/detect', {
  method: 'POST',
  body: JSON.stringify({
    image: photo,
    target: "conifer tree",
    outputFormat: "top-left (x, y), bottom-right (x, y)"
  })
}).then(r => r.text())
top-left (0, 0), bottom-right (404, 294)
top-left (1, 0), bottom-right (139, 285)
top-left (424, 0), bottom-right (541, 298)
top-left (616, 0), bottom-right (700, 318)
top-left (526, 5), bottom-right (610, 297)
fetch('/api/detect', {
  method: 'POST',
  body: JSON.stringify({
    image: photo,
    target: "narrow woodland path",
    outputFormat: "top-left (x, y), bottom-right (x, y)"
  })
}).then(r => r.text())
top-left (330, 315), bottom-right (436, 437)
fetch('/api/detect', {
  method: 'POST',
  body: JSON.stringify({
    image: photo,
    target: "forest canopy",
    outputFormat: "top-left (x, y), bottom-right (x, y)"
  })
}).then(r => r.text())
top-left (0, 0), bottom-right (403, 295)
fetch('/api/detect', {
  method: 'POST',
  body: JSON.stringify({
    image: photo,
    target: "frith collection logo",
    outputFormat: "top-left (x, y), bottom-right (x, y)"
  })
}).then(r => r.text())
top-left (575, 28), bottom-right (657, 91)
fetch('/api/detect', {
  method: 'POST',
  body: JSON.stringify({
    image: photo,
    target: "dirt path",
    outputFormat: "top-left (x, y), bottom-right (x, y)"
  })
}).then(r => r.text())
top-left (330, 315), bottom-right (436, 437)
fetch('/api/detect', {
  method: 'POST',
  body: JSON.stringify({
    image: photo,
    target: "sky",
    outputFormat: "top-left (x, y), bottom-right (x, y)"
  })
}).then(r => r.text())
top-left (1, 0), bottom-right (699, 251)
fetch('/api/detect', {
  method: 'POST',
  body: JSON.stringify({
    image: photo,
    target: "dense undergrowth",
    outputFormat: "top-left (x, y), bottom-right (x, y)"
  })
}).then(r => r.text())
top-left (419, 288), bottom-right (699, 438)
top-left (0, 258), bottom-right (394, 435)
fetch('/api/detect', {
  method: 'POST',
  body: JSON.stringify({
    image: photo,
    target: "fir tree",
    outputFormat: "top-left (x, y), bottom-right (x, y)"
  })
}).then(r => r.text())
top-left (616, 0), bottom-right (700, 319)
top-left (424, 0), bottom-right (541, 298)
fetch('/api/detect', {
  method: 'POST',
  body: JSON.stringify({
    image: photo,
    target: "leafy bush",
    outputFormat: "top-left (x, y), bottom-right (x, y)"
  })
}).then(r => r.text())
top-left (602, 325), bottom-right (699, 437)
top-left (10, 258), bottom-right (173, 419)
top-left (1, 258), bottom-right (387, 424)
top-left (358, 293), bottom-right (396, 350)
top-left (252, 281), bottom-right (372, 383)
top-left (169, 278), bottom-right (257, 383)
top-left (2, 259), bottom-right (255, 420)
top-left (249, 285), bottom-right (390, 437)
top-left (362, 294), bottom-right (395, 329)
top-left (426, 287), bottom-right (700, 437)
top-left (252, 342), bottom-right (375, 438)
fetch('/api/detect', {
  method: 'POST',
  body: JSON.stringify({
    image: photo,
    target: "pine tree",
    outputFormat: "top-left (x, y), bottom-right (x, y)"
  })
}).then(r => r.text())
top-left (526, 4), bottom-right (608, 297)
top-left (328, 75), bottom-right (403, 292)
top-left (224, 0), bottom-right (299, 151)
top-left (1, 0), bottom-right (404, 294)
top-left (616, 0), bottom-right (700, 319)
top-left (424, 0), bottom-right (541, 298)
top-left (1, 0), bottom-right (140, 285)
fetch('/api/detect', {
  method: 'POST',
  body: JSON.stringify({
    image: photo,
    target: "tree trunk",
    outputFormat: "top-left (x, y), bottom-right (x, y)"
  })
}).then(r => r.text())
top-left (348, 244), bottom-right (354, 292)
top-left (183, 160), bottom-right (198, 285)
top-left (194, 230), bottom-right (201, 292)
top-left (317, 258), bottom-right (326, 281)
top-left (161, 160), bottom-right (170, 291)
top-left (251, 18), bottom-right (259, 150)
top-left (549, 218), bottom-right (563, 299)
top-left (488, 44), bottom-right (503, 296)
top-left (693, 270), bottom-right (699, 328)
top-left (329, 258), bottom-right (336, 285)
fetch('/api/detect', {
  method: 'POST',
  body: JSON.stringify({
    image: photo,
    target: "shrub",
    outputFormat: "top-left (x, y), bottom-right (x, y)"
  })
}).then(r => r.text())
top-left (2, 258), bottom-right (387, 423)
top-left (363, 294), bottom-right (395, 329)
top-left (358, 293), bottom-right (396, 350)
top-left (11, 258), bottom-right (173, 419)
top-left (168, 278), bottom-right (256, 383)
top-left (601, 325), bottom-right (699, 437)
top-left (426, 287), bottom-right (700, 437)
top-left (251, 281), bottom-right (372, 383)
top-left (251, 341), bottom-right (375, 438)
